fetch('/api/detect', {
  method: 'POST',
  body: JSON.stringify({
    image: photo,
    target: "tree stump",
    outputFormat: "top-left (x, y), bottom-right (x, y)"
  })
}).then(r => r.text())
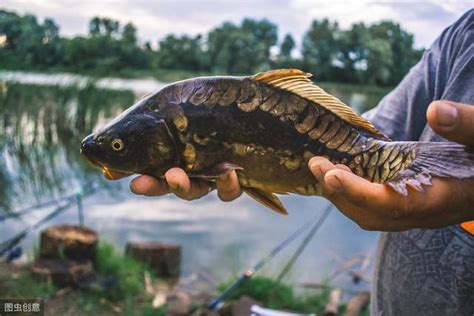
top-left (126, 242), bottom-right (181, 278)
top-left (324, 288), bottom-right (343, 316)
top-left (344, 291), bottom-right (370, 316)
top-left (30, 259), bottom-right (94, 287)
top-left (39, 225), bottom-right (97, 262)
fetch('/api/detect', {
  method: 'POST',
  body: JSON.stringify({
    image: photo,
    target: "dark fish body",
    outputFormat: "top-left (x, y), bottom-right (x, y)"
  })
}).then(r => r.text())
top-left (152, 77), bottom-right (406, 193)
top-left (81, 69), bottom-right (474, 214)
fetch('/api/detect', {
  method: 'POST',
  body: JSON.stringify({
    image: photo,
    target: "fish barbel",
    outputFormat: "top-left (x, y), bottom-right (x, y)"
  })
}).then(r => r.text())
top-left (80, 69), bottom-right (474, 214)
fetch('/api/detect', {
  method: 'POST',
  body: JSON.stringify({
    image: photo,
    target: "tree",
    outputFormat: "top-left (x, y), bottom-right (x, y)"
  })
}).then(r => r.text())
top-left (122, 22), bottom-right (137, 45)
top-left (241, 18), bottom-right (278, 61)
top-left (369, 21), bottom-right (416, 85)
top-left (280, 33), bottom-right (295, 59)
top-left (366, 38), bottom-right (393, 85)
top-left (302, 19), bottom-right (340, 80)
top-left (40, 18), bottom-right (62, 66)
top-left (0, 8), bottom-right (424, 87)
top-left (157, 34), bottom-right (206, 71)
top-left (0, 10), bottom-right (22, 50)
top-left (337, 22), bottom-right (370, 83)
top-left (88, 17), bottom-right (120, 38)
top-left (88, 17), bottom-right (101, 36)
top-left (0, 10), bottom-right (63, 68)
top-left (207, 19), bottom-right (278, 74)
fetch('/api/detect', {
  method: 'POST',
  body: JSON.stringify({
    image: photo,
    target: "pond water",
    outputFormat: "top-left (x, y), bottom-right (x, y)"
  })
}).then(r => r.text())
top-left (0, 71), bottom-right (388, 295)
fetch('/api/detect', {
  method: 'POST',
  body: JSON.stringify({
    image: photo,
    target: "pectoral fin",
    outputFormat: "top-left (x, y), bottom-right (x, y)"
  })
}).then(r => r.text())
top-left (189, 162), bottom-right (243, 179)
top-left (244, 187), bottom-right (288, 215)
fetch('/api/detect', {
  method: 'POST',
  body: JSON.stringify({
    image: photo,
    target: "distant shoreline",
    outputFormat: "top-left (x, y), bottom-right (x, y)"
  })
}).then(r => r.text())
top-left (0, 68), bottom-right (392, 95)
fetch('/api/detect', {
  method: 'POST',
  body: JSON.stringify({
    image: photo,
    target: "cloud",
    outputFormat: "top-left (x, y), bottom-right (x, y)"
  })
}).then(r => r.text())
top-left (1, 0), bottom-right (472, 48)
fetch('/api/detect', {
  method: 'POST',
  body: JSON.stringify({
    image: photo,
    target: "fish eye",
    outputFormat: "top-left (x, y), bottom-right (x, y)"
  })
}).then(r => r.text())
top-left (111, 138), bottom-right (124, 151)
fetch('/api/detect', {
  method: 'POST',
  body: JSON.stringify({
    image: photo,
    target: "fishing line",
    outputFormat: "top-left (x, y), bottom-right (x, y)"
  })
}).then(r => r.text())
top-left (276, 204), bottom-right (332, 282)
top-left (206, 202), bottom-right (334, 311)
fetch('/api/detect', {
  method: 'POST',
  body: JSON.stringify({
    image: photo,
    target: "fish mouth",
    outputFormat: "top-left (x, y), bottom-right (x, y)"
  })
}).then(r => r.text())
top-left (83, 155), bottom-right (133, 180)
top-left (80, 134), bottom-right (104, 167)
top-left (80, 134), bottom-right (133, 180)
top-left (102, 167), bottom-right (133, 180)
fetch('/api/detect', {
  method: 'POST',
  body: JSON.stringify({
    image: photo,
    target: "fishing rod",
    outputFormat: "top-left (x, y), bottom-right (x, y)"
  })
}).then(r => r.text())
top-left (0, 195), bottom-right (73, 221)
top-left (0, 184), bottom-right (97, 222)
top-left (276, 204), bottom-right (332, 282)
top-left (0, 198), bottom-right (75, 257)
top-left (0, 185), bottom-right (97, 259)
top-left (206, 203), bottom-right (334, 311)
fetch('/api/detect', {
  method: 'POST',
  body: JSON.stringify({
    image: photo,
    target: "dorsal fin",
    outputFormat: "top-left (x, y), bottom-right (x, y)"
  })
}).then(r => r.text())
top-left (251, 69), bottom-right (384, 137)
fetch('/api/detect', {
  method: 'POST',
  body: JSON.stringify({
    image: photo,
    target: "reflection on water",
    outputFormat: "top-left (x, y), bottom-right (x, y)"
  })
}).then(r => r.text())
top-left (0, 81), bottom-right (135, 210)
top-left (0, 72), bottom-right (386, 291)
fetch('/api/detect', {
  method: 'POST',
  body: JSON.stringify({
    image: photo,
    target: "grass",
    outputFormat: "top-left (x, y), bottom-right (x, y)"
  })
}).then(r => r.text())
top-left (0, 242), bottom-right (166, 315)
top-left (219, 276), bottom-right (330, 313)
top-left (218, 276), bottom-right (370, 315)
top-left (0, 242), bottom-right (370, 315)
top-left (0, 266), bottom-right (57, 299)
top-left (94, 243), bottom-right (154, 301)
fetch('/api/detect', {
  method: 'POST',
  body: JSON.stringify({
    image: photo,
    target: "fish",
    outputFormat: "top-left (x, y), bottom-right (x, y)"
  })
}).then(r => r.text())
top-left (80, 69), bottom-right (474, 215)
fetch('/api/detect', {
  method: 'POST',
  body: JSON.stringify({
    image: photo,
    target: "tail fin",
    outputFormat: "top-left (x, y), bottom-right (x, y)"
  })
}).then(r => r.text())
top-left (387, 142), bottom-right (474, 195)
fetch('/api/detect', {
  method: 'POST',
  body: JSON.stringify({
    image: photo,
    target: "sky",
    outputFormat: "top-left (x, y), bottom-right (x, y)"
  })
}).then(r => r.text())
top-left (2, 0), bottom-right (473, 49)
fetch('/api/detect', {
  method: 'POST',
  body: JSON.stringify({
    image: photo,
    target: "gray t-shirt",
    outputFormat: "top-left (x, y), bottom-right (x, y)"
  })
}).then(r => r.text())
top-left (365, 10), bottom-right (474, 316)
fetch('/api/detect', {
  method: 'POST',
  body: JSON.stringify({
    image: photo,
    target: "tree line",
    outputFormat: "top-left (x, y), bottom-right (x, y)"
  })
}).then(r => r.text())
top-left (0, 9), bottom-right (424, 86)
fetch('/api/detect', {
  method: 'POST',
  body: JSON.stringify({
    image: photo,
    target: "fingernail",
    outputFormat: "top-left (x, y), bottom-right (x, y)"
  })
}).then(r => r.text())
top-left (436, 102), bottom-right (458, 126)
top-left (308, 157), bottom-right (319, 169)
top-left (326, 173), bottom-right (343, 194)
top-left (308, 157), bottom-right (321, 171)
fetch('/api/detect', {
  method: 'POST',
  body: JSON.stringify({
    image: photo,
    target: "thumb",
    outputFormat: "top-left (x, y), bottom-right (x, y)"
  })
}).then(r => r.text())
top-left (322, 168), bottom-right (387, 207)
top-left (427, 100), bottom-right (474, 146)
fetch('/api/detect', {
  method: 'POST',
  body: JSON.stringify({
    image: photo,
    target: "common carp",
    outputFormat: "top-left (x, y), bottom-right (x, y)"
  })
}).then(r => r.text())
top-left (80, 69), bottom-right (474, 214)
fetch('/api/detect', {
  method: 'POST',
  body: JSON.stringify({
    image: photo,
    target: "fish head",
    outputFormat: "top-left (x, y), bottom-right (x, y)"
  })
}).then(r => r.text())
top-left (80, 102), bottom-right (177, 177)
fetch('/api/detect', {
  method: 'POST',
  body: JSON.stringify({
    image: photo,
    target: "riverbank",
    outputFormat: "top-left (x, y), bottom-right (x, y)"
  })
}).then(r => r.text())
top-left (0, 243), bottom-right (368, 315)
top-left (0, 69), bottom-right (391, 113)
top-left (0, 66), bottom-right (214, 84)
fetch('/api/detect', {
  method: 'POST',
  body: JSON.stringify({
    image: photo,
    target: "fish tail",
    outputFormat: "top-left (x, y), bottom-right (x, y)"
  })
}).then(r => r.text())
top-left (387, 142), bottom-right (474, 195)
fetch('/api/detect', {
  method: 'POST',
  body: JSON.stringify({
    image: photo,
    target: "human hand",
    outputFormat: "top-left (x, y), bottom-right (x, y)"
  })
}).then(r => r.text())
top-left (308, 100), bottom-right (474, 231)
top-left (106, 168), bottom-right (242, 202)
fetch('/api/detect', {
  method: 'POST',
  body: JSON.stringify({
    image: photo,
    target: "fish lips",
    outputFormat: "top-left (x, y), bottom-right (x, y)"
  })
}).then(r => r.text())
top-left (80, 134), bottom-right (102, 166)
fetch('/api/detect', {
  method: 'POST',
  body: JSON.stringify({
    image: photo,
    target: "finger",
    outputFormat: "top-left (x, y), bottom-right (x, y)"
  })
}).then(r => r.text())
top-left (103, 169), bottom-right (131, 180)
top-left (216, 170), bottom-right (242, 201)
top-left (427, 100), bottom-right (474, 146)
top-left (334, 164), bottom-right (352, 173)
top-left (319, 169), bottom-right (405, 230)
top-left (308, 156), bottom-right (354, 183)
top-left (308, 157), bottom-right (336, 182)
top-left (164, 168), bottom-right (211, 200)
top-left (326, 169), bottom-right (402, 213)
top-left (130, 175), bottom-right (170, 196)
